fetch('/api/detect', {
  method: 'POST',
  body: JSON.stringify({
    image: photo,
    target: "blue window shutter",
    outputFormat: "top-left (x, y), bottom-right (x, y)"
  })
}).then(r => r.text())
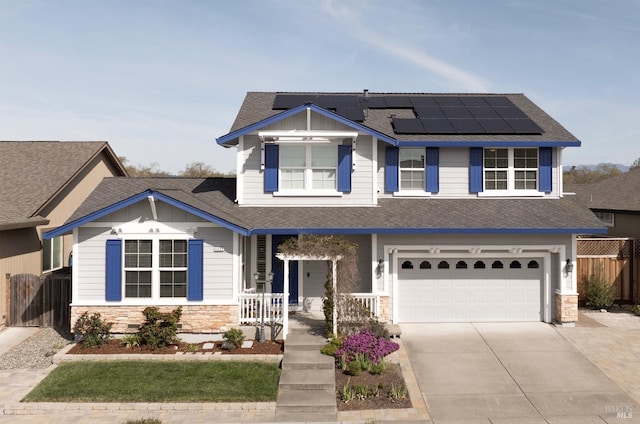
top-left (187, 239), bottom-right (204, 301)
top-left (539, 147), bottom-right (552, 192)
top-left (264, 144), bottom-right (279, 193)
top-left (469, 147), bottom-right (484, 193)
top-left (337, 145), bottom-right (352, 193)
top-left (385, 146), bottom-right (399, 192)
top-left (425, 147), bottom-right (439, 193)
top-left (105, 239), bottom-right (122, 301)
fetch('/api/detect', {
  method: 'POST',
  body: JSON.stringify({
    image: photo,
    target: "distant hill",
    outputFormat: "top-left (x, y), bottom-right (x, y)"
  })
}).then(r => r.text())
top-left (563, 163), bottom-right (629, 173)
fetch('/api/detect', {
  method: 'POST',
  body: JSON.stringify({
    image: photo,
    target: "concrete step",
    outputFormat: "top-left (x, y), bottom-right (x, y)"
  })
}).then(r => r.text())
top-left (285, 333), bottom-right (327, 351)
top-left (276, 387), bottom-right (336, 413)
top-left (275, 410), bottom-right (338, 422)
top-left (279, 368), bottom-right (335, 390)
top-left (281, 349), bottom-right (335, 370)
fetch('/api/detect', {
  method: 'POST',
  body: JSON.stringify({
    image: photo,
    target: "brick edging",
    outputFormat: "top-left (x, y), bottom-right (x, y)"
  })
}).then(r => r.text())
top-left (53, 343), bottom-right (283, 364)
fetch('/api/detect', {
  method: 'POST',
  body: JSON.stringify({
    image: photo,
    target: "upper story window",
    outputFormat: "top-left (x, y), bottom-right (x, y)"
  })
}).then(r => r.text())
top-left (400, 148), bottom-right (425, 190)
top-left (279, 145), bottom-right (338, 191)
top-left (484, 148), bottom-right (538, 192)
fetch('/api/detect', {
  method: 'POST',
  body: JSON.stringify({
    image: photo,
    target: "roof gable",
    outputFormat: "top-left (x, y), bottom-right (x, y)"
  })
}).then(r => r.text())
top-left (568, 169), bottom-right (640, 212)
top-left (216, 102), bottom-right (396, 146)
top-left (0, 141), bottom-right (127, 230)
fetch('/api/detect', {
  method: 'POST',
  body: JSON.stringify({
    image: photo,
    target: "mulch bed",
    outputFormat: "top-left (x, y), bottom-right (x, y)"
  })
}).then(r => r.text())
top-left (335, 364), bottom-right (412, 411)
top-left (67, 339), bottom-right (284, 355)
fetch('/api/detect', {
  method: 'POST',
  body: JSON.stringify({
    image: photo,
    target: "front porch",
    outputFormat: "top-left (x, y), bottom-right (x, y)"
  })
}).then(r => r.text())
top-left (238, 292), bottom-right (383, 339)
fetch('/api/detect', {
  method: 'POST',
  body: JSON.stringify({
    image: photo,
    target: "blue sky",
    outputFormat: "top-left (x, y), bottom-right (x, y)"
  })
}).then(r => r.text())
top-left (0, 0), bottom-right (638, 174)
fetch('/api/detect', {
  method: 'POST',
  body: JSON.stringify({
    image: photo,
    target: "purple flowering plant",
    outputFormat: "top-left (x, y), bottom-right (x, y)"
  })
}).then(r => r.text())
top-left (334, 330), bottom-right (399, 365)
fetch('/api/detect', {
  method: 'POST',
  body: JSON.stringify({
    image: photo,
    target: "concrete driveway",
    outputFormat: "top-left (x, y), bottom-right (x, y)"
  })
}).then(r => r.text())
top-left (401, 322), bottom-right (639, 423)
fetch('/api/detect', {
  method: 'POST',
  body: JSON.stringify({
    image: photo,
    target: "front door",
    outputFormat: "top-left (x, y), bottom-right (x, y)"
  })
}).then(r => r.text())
top-left (272, 235), bottom-right (299, 305)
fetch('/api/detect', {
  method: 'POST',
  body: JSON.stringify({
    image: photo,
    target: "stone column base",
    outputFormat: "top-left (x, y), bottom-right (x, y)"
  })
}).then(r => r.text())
top-left (555, 293), bottom-right (578, 323)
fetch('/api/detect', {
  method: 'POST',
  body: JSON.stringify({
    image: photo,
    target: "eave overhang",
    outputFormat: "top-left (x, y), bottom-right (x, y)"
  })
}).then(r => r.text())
top-left (43, 190), bottom-right (250, 239)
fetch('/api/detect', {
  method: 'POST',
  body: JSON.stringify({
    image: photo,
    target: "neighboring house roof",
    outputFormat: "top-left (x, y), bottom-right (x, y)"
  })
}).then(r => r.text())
top-left (566, 169), bottom-right (640, 213)
top-left (45, 177), bottom-right (606, 239)
top-left (217, 92), bottom-right (580, 146)
top-left (0, 141), bottom-right (127, 231)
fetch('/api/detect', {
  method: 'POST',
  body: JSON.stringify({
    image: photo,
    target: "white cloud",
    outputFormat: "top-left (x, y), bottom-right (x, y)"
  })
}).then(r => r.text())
top-left (320, 0), bottom-right (490, 92)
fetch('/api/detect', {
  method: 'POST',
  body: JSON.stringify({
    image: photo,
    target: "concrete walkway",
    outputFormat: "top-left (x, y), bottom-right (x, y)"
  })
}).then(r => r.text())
top-left (402, 322), bottom-right (639, 423)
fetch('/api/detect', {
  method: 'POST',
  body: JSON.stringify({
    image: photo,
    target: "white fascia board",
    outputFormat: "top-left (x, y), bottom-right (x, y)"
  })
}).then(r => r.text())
top-left (258, 130), bottom-right (358, 141)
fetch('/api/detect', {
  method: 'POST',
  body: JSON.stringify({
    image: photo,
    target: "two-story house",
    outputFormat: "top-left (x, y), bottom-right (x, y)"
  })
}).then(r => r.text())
top-left (45, 91), bottom-right (605, 336)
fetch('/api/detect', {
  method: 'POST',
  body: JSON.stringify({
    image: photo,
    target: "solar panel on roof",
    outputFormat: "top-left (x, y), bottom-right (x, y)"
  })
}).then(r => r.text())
top-left (409, 97), bottom-right (438, 107)
top-left (384, 96), bottom-right (414, 108)
top-left (273, 95), bottom-right (317, 109)
top-left (360, 97), bottom-right (387, 108)
top-left (505, 119), bottom-right (544, 134)
top-left (317, 95), bottom-right (359, 109)
top-left (459, 97), bottom-right (489, 107)
top-left (449, 119), bottom-right (485, 134)
top-left (477, 119), bottom-right (515, 134)
top-left (483, 96), bottom-right (515, 107)
top-left (414, 107), bottom-right (446, 119)
top-left (434, 97), bottom-right (463, 107)
top-left (392, 118), bottom-right (426, 134)
top-left (469, 107), bottom-right (501, 119)
top-left (421, 119), bottom-right (455, 134)
top-left (336, 107), bottom-right (365, 122)
top-left (495, 107), bottom-right (527, 119)
top-left (442, 107), bottom-right (473, 119)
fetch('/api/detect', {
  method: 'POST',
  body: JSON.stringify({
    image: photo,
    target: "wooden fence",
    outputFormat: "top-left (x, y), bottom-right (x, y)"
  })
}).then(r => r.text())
top-left (577, 238), bottom-right (638, 304)
top-left (8, 271), bottom-right (71, 330)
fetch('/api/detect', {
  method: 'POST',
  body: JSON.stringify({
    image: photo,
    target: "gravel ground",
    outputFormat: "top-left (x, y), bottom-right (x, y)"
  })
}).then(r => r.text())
top-left (0, 328), bottom-right (72, 369)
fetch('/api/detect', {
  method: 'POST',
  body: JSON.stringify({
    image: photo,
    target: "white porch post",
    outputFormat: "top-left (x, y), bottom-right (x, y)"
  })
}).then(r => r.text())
top-left (332, 259), bottom-right (337, 336)
top-left (283, 258), bottom-right (290, 340)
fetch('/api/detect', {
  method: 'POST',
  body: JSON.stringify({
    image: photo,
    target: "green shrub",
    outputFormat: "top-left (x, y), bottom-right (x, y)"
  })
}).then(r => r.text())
top-left (633, 305), bottom-right (640, 316)
top-left (370, 358), bottom-right (388, 375)
top-left (320, 337), bottom-right (342, 356)
top-left (121, 333), bottom-right (140, 349)
top-left (137, 306), bottom-right (182, 350)
top-left (353, 383), bottom-right (368, 400)
top-left (389, 383), bottom-right (407, 401)
top-left (223, 328), bottom-right (246, 349)
top-left (123, 419), bottom-right (162, 424)
top-left (73, 312), bottom-right (112, 347)
top-left (345, 360), bottom-right (362, 376)
top-left (585, 265), bottom-right (616, 310)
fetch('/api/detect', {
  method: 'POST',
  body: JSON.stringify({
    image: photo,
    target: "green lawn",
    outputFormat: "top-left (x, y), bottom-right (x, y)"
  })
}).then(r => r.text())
top-left (23, 361), bottom-right (281, 402)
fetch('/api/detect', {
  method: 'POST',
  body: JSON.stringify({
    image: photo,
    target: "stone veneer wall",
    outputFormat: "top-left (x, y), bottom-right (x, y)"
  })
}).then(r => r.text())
top-left (70, 305), bottom-right (240, 333)
top-left (555, 293), bottom-right (578, 323)
top-left (378, 295), bottom-right (391, 323)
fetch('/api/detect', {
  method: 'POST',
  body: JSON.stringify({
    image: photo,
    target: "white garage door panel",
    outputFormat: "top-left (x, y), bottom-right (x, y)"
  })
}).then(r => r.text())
top-left (397, 258), bottom-right (542, 323)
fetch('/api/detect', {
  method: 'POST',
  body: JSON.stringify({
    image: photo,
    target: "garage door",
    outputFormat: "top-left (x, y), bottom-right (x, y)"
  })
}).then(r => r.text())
top-left (397, 258), bottom-right (542, 322)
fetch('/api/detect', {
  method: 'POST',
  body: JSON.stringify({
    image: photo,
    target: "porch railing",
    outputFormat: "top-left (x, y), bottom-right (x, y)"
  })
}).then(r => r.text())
top-left (338, 293), bottom-right (379, 319)
top-left (239, 293), bottom-right (285, 325)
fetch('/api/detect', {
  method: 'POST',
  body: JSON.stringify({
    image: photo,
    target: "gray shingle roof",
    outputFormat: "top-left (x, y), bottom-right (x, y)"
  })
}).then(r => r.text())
top-left (0, 141), bottom-right (125, 229)
top-left (225, 92), bottom-right (578, 143)
top-left (566, 169), bottom-right (640, 212)
top-left (66, 177), bottom-right (604, 234)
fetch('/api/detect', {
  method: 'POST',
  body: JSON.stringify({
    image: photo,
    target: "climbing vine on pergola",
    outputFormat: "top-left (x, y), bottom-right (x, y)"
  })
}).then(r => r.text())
top-left (277, 234), bottom-right (360, 335)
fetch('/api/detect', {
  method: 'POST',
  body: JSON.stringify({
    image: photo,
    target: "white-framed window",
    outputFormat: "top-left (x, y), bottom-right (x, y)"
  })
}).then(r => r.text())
top-left (594, 211), bottom-right (615, 227)
top-left (484, 148), bottom-right (538, 192)
top-left (124, 239), bottom-right (188, 299)
top-left (43, 236), bottom-right (63, 272)
top-left (399, 148), bottom-right (425, 190)
top-left (279, 145), bottom-right (338, 191)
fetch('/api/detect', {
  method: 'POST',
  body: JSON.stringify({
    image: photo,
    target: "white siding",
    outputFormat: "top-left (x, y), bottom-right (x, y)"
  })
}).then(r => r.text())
top-left (199, 227), bottom-right (234, 300)
top-left (76, 227), bottom-right (112, 301)
top-left (95, 201), bottom-right (207, 223)
top-left (75, 224), bottom-right (235, 303)
top-left (238, 111), bottom-right (376, 206)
